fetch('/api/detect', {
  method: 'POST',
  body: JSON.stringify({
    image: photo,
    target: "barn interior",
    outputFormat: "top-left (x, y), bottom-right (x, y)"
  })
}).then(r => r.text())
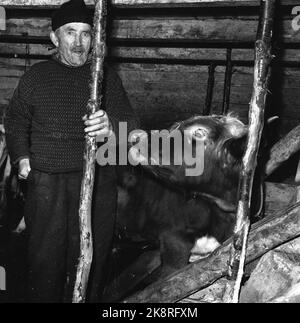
top-left (0, 0), bottom-right (300, 303)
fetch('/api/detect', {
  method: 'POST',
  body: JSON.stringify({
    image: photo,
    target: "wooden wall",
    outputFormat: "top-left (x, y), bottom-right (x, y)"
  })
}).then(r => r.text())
top-left (0, 5), bottom-right (300, 137)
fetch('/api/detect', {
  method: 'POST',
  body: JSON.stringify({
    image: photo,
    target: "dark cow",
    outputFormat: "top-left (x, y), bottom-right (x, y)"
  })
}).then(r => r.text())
top-left (116, 114), bottom-right (262, 279)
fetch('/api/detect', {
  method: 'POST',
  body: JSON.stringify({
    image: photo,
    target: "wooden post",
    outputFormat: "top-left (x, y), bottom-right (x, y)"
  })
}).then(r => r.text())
top-left (222, 48), bottom-right (233, 114)
top-left (203, 63), bottom-right (216, 115)
top-left (223, 0), bottom-right (276, 303)
top-left (72, 0), bottom-right (107, 303)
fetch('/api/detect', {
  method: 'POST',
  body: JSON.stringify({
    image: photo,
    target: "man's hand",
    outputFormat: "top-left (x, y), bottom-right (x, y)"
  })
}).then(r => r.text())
top-left (83, 110), bottom-right (113, 138)
top-left (18, 158), bottom-right (31, 180)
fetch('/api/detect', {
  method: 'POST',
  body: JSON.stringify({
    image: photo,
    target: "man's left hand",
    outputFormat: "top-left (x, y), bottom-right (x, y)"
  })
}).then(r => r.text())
top-left (83, 109), bottom-right (113, 138)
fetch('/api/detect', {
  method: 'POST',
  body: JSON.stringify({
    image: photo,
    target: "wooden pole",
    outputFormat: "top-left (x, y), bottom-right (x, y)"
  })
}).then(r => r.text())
top-left (223, 0), bottom-right (276, 303)
top-left (72, 0), bottom-right (107, 303)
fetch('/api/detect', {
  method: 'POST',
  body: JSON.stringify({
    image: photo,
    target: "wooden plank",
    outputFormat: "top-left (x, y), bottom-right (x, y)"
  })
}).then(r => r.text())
top-left (0, 102), bottom-right (298, 136)
top-left (0, 83), bottom-right (296, 130)
top-left (0, 44), bottom-right (227, 60)
top-left (111, 19), bottom-right (297, 42)
top-left (0, 43), bottom-right (54, 56)
top-left (120, 71), bottom-right (209, 89)
top-left (2, 17), bottom-right (300, 43)
top-left (1, 57), bottom-right (299, 133)
top-left (0, 0), bottom-right (298, 9)
top-left (112, 47), bottom-right (228, 61)
top-left (116, 61), bottom-right (299, 130)
top-left (2, 60), bottom-right (300, 97)
top-left (112, 0), bottom-right (298, 7)
top-left (3, 18), bottom-right (51, 36)
top-left (216, 85), bottom-right (300, 120)
top-left (1, 60), bottom-right (300, 108)
top-left (3, 44), bottom-right (300, 64)
top-left (232, 49), bottom-right (300, 62)
top-left (0, 57), bottom-right (43, 67)
top-left (126, 91), bottom-right (207, 113)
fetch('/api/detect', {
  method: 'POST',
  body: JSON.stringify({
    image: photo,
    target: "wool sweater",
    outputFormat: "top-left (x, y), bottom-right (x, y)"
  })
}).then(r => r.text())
top-left (5, 58), bottom-right (139, 173)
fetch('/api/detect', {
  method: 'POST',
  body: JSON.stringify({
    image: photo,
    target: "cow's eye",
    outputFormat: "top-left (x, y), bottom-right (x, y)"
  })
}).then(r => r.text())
top-left (193, 128), bottom-right (209, 140)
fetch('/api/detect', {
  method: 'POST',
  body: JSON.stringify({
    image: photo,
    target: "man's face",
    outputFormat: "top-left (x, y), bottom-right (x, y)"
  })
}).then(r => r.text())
top-left (50, 22), bottom-right (92, 67)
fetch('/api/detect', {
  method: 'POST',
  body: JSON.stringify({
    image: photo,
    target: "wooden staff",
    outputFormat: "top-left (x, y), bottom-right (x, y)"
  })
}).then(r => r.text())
top-left (73, 0), bottom-right (107, 303)
top-left (223, 0), bottom-right (276, 303)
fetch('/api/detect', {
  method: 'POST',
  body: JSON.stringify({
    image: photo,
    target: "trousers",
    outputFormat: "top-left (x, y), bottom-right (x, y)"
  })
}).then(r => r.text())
top-left (24, 166), bottom-right (117, 303)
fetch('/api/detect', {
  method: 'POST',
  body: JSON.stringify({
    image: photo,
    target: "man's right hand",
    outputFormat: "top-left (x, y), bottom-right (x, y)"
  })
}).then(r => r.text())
top-left (18, 158), bottom-right (31, 180)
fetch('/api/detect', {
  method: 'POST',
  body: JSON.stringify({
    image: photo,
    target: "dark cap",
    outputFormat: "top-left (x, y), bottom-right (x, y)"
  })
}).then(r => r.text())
top-left (52, 0), bottom-right (93, 32)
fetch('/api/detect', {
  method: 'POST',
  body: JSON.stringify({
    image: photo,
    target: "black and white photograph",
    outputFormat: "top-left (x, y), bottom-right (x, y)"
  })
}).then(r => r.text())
top-left (0, 0), bottom-right (300, 307)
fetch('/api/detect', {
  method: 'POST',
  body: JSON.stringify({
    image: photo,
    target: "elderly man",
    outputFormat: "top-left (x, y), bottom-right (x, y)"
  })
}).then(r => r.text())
top-left (5, 0), bottom-right (138, 302)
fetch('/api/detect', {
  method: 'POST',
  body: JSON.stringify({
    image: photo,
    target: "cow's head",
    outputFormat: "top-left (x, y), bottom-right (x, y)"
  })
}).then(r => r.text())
top-left (129, 115), bottom-right (248, 198)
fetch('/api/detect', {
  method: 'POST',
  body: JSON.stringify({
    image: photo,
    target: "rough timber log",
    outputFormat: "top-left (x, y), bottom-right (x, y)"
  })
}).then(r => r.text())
top-left (181, 235), bottom-right (300, 303)
top-left (224, 0), bottom-right (275, 303)
top-left (265, 124), bottom-right (300, 178)
top-left (72, 0), bottom-right (107, 303)
top-left (124, 202), bottom-right (300, 303)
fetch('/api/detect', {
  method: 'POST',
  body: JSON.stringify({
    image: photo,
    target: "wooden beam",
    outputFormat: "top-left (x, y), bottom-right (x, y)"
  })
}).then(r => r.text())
top-left (0, 0), bottom-right (298, 9)
top-left (265, 124), bottom-right (300, 177)
top-left (2, 17), bottom-right (299, 44)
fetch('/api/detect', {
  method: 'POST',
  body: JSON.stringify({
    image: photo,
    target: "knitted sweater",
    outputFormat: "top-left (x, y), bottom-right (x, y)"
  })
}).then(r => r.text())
top-left (5, 58), bottom-right (139, 173)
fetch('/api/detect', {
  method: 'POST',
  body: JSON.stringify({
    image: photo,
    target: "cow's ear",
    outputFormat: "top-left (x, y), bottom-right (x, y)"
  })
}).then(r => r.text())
top-left (226, 132), bottom-right (248, 161)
